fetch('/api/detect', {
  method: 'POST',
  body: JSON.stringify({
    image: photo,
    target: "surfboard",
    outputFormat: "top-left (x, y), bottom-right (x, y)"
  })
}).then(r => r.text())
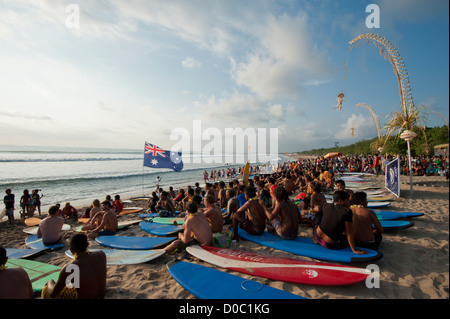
top-left (119, 208), bottom-right (143, 215)
top-left (167, 261), bottom-right (305, 299)
top-left (150, 217), bottom-right (185, 226)
top-left (95, 236), bottom-right (176, 250)
top-left (74, 219), bottom-right (140, 233)
top-left (24, 217), bottom-right (42, 227)
top-left (23, 224), bottom-right (71, 235)
top-left (186, 245), bottom-right (370, 286)
top-left (341, 172), bottom-right (376, 177)
top-left (327, 200), bottom-right (391, 208)
top-left (6, 248), bottom-right (47, 259)
top-left (242, 161), bottom-right (250, 186)
top-left (0, 207), bottom-right (6, 219)
top-left (138, 212), bottom-right (159, 218)
top-left (325, 194), bottom-right (393, 202)
top-left (130, 196), bottom-right (152, 201)
top-left (238, 229), bottom-right (382, 263)
top-left (5, 258), bottom-right (61, 292)
top-left (139, 221), bottom-right (182, 236)
top-left (379, 220), bottom-right (414, 231)
top-left (65, 249), bottom-right (165, 265)
top-left (374, 210), bottom-right (424, 220)
top-left (25, 235), bottom-right (64, 250)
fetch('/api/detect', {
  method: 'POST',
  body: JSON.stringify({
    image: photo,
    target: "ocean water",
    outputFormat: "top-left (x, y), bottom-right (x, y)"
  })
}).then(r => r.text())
top-left (0, 144), bottom-right (285, 216)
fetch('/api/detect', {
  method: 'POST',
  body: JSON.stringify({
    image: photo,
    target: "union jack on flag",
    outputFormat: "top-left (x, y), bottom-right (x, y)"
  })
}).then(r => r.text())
top-left (143, 141), bottom-right (183, 172)
top-left (145, 142), bottom-right (166, 158)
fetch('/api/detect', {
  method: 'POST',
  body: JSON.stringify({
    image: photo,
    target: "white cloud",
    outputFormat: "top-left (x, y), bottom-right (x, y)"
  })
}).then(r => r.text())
top-left (335, 113), bottom-right (376, 141)
top-left (232, 12), bottom-right (330, 101)
top-left (182, 57), bottom-right (201, 69)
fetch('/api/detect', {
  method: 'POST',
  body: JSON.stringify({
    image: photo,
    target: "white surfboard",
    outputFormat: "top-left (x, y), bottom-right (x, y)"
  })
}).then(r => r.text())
top-left (65, 249), bottom-right (165, 265)
top-left (23, 224), bottom-right (71, 235)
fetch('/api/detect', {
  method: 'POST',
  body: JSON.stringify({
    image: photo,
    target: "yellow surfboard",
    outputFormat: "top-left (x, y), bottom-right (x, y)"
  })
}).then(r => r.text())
top-left (243, 161), bottom-right (250, 186)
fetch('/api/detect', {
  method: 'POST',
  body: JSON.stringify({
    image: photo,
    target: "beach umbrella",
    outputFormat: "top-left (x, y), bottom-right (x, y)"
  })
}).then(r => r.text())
top-left (324, 152), bottom-right (342, 159)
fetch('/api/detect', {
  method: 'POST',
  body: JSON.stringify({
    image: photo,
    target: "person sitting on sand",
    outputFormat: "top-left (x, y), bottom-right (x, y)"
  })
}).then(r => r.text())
top-left (335, 180), bottom-right (354, 200)
top-left (0, 247), bottom-right (33, 299)
top-left (156, 191), bottom-right (176, 216)
top-left (179, 188), bottom-right (194, 212)
top-left (218, 181), bottom-right (227, 209)
top-left (350, 192), bottom-right (384, 250)
top-left (80, 199), bottom-right (102, 219)
top-left (312, 191), bottom-right (366, 254)
top-left (299, 181), bottom-right (327, 225)
top-left (37, 205), bottom-right (65, 245)
top-left (283, 173), bottom-right (295, 195)
top-left (42, 234), bottom-right (106, 299)
top-left (62, 202), bottom-right (77, 219)
top-left (165, 202), bottom-right (213, 253)
top-left (223, 188), bottom-right (240, 224)
top-left (309, 181), bottom-right (327, 208)
top-left (85, 201), bottom-right (118, 239)
top-left (264, 186), bottom-right (299, 239)
top-left (257, 180), bottom-right (272, 208)
top-left (232, 186), bottom-right (266, 240)
top-left (113, 195), bottom-right (123, 214)
top-left (203, 194), bottom-right (224, 233)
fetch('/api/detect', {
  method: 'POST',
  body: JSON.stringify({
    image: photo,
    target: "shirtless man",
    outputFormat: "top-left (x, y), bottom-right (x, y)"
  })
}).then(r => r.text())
top-left (157, 191), bottom-right (176, 215)
top-left (0, 247), bottom-right (33, 299)
top-left (232, 186), bottom-right (266, 240)
top-left (85, 201), bottom-right (118, 239)
top-left (37, 205), bottom-right (65, 245)
top-left (350, 192), bottom-right (384, 250)
top-left (218, 181), bottom-right (227, 209)
top-left (335, 180), bottom-right (354, 200)
top-left (264, 186), bottom-right (299, 239)
top-left (309, 181), bottom-right (327, 208)
top-left (42, 234), bottom-right (106, 299)
top-left (299, 181), bottom-right (327, 225)
top-left (165, 202), bottom-right (213, 252)
top-left (203, 194), bottom-right (223, 233)
top-left (284, 173), bottom-right (295, 195)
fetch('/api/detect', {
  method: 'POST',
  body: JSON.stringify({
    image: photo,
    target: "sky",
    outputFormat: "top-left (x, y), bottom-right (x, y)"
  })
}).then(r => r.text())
top-left (0, 0), bottom-right (448, 153)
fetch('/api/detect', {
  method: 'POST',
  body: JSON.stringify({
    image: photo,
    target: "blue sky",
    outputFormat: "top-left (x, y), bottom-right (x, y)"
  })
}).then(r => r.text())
top-left (0, 0), bottom-right (448, 153)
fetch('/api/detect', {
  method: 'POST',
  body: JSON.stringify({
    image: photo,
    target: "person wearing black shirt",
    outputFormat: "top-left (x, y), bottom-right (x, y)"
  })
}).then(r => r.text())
top-left (311, 190), bottom-right (366, 254)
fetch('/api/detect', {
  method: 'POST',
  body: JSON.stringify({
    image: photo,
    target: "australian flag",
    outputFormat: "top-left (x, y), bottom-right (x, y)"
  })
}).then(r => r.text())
top-left (143, 142), bottom-right (183, 172)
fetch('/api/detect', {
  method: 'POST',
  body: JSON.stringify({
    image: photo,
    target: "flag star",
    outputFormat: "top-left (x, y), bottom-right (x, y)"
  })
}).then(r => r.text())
top-left (151, 159), bottom-right (158, 165)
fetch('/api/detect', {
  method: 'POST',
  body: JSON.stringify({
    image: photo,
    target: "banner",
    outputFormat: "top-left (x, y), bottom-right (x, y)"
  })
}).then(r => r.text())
top-left (385, 157), bottom-right (400, 198)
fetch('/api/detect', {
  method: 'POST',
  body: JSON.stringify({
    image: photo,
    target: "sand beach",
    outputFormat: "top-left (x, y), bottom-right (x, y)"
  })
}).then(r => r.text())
top-left (0, 174), bottom-right (448, 300)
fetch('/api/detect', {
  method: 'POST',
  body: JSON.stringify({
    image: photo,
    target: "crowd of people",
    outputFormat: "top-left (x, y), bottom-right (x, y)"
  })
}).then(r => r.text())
top-left (2, 152), bottom-right (448, 299)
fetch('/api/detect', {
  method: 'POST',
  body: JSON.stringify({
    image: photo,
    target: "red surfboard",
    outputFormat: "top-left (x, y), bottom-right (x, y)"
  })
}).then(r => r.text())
top-left (186, 245), bottom-right (371, 286)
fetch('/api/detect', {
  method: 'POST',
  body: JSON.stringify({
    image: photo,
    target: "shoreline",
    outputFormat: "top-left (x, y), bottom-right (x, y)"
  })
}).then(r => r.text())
top-left (0, 174), bottom-right (448, 299)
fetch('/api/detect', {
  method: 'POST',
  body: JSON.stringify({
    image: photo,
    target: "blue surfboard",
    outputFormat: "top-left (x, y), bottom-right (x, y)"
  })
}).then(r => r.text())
top-left (138, 213), bottom-right (159, 218)
top-left (6, 248), bottom-right (47, 259)
top-left (168, 261), bottom-right (305, 299)
top-left (25, 235), bottom-right (64, 250)
top-left (139, 221), bottom-right (182, 236)
top-left (95, 236), bottom-right (176, 250)
top-left (238, 229), bottom-right (382, 263)
top-left (379, 220), bottom-right (414, 231)
top-left (374, 210), bottom-right (424, 220)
